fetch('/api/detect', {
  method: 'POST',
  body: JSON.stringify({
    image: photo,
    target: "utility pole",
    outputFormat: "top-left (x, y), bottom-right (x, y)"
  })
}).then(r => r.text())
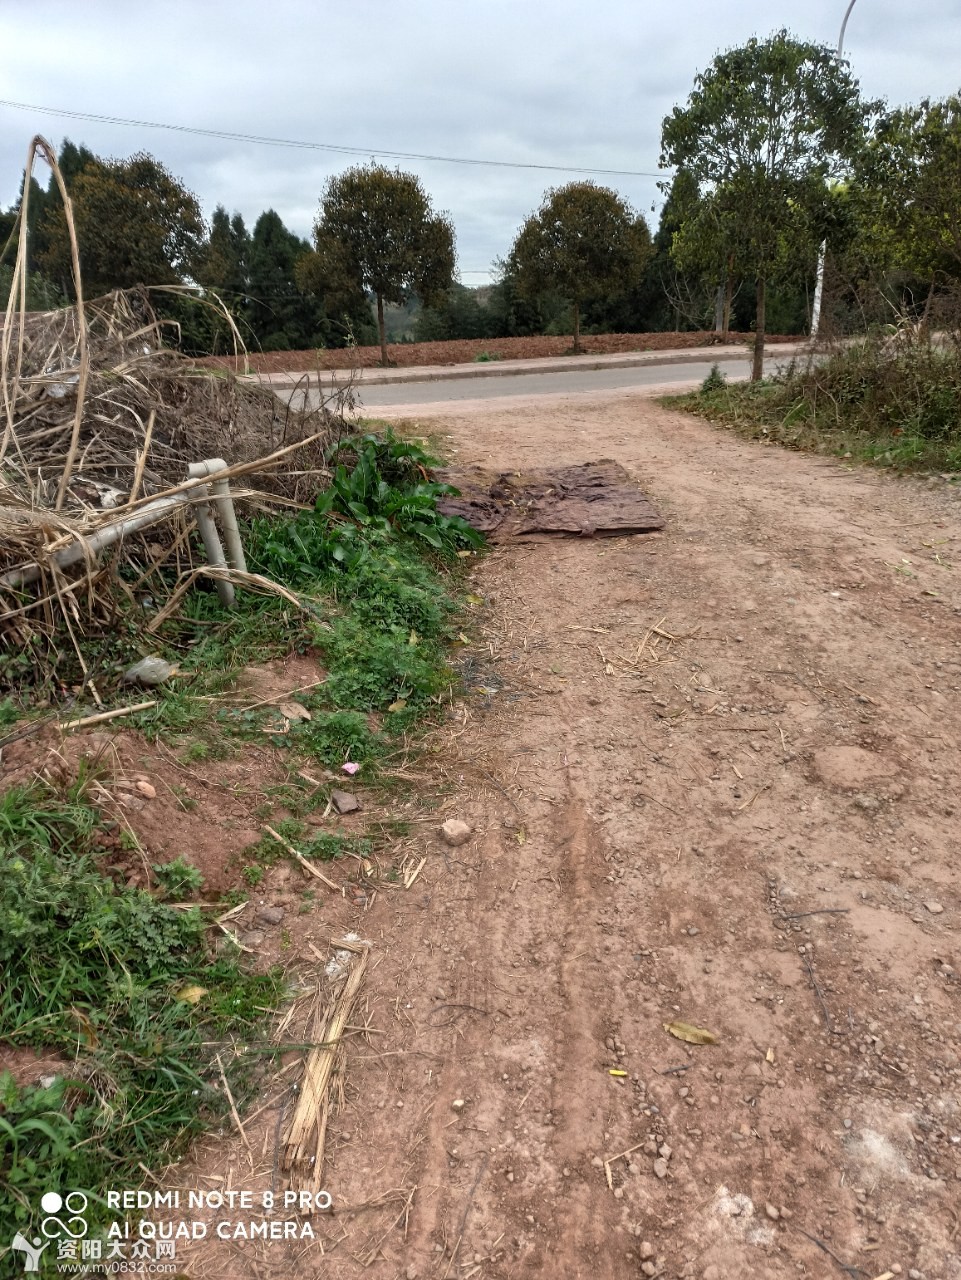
top-left (810, 0), bottom-right (859, 339)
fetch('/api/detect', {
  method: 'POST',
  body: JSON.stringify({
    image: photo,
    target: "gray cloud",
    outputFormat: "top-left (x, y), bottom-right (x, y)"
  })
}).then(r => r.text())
top-left (2, 0), bottom-right (959, 283)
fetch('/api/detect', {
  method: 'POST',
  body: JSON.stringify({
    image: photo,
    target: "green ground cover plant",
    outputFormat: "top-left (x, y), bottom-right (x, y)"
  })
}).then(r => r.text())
top-left (0, 773), bottom-right (284, 1242)
top-left (0, 428), bottom-right (483, 1247)
top-left (667, 338), bottom-right (961, 472)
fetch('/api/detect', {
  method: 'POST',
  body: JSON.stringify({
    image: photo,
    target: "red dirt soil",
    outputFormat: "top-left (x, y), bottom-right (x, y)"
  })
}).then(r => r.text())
top-left (201, 330), bottom-right (795, 376)
top-left (4, 391), bottom-right (960, 1280)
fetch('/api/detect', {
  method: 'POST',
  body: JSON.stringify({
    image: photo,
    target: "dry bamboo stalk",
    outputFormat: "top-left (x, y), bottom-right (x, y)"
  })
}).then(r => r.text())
top-left (128, 409), bottom-right (155, 504)
top-left (262, 823), bottom-right (343, 893)
top-left (280, 949), bottom-right (370, 1192)
top-left (59, 700), bottom-right (157, 730)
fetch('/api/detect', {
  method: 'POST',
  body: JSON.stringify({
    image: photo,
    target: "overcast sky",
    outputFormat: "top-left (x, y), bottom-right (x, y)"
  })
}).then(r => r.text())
top-left (2, 0), bottom-right (959, 284)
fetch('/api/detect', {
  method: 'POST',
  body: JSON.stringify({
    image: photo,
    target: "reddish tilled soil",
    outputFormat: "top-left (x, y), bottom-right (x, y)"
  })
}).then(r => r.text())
top-left (201, 330), bottom-right (794, 376)
top-left (6, 391), bottom-right (961, 1280)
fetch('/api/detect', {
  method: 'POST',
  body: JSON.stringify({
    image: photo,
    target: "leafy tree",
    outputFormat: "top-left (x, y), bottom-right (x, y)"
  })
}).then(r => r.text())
top-left (415, 281), bottom-right (492, 341)
top-left (199, 206), bottom-right (251, 301)
top-left (307, 164), bottom-right (455, 364)
top-left (245, 209), bottom-right (327, 351)
top-left (484, 258), bottom-right (558, 337)
top-left (852, 94), bottom-right (961, 311)
top-left (37, 152), bottom-right (206, 297)
top-left (56, 139), bottom-right (96, 187)
top-left (661, 30), bottom-right (870, 378)
top-left (507, 182), bottom-right (650, 352)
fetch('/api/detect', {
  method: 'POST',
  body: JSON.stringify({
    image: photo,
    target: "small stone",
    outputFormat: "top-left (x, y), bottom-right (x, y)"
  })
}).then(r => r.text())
top-left (135, 779), bottom-right (156, 799)
top-left (613, 1187), bottom-right (624, 1200)
top-left (406, 1268), bottom-right (419, 1280)
top-left (924, 901), bottom-right (944, 915)
top-left (653, 1157), bottom-right (669, 1179)
top-left (765, 1203), bottom-right (780, 1221)
top-left (121, 655), bottom-right (178, 685)
top-left (591, 1156), bottom-right (605, 1169)
top-left (640, 1241), bottom-right (655, 1260)
top-left (451, 1099), bottom-right (466, 1112)
top-left (702, 1267), bottom-right (721, 1280)
top-left (38, 1074), bottom-right (59, 1089)
top-left (641, 1263), bottom-right (656, 1277)
top-left (240, 930), bottom-right (266, 947)
top-left (441, 819), bottom-right (471, 847)
top-left (855, 793), bottom-right (880, 812)
top-left (658, 1143), bottom-right (673, 1159)
top-left (255, 905), bottom-right (285, 925)
top-left (506, 1171), bottom-right (514, 1183)
top-left (331, 789), bottom-right (362, 815)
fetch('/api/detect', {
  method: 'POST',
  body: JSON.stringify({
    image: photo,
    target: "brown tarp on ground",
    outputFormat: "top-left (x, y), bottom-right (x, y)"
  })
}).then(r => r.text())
top-left (436, 460), bottom-right (665, 541)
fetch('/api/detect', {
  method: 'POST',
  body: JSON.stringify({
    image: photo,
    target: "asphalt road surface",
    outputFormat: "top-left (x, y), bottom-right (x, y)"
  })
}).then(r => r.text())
top-left (286, 354), bottom-right (794, 416)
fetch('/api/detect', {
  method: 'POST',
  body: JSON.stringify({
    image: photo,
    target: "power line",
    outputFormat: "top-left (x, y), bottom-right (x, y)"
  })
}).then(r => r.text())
top-left (0, 98), bottom-right (663, 179)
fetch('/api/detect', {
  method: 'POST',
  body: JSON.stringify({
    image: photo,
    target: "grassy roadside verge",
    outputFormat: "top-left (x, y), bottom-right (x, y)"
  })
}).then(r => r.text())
top-left (664, 340), bottom-right (961, 474)
top-left (0, 428), bottom-right (482, 1245)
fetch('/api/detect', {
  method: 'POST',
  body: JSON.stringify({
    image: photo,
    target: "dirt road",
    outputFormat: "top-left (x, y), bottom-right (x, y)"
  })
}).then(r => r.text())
top-left (185, 394), bottom-right (961, 1279)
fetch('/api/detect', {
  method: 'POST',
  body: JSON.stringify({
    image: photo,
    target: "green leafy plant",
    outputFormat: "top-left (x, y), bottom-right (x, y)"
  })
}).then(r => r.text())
top-left (700, 362), bottom-right (727, 393)
top-left (152, 856), bottom-right (205, 898)
top-left (0, 778), bottom-right (284, 1242)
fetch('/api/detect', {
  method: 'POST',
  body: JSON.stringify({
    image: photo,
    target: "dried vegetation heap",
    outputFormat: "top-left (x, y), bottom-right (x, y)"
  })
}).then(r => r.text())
top-left (0, 139), bottom-right (350, 669)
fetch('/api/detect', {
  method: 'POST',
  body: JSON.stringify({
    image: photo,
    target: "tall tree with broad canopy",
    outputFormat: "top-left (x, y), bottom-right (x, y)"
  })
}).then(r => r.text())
top-left (853, 94), bottom-right (961, 305)
top-left (507, 182), bottom-right (650, 353)
top-left (38, 152), bottom-right (205, 297)
top-left (308, 164), bottom-right (455, 365)
top-left (661, 30), bottom-right (870, 378)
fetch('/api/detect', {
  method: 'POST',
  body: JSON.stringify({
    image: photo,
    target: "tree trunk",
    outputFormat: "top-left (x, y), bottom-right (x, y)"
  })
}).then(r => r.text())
top-left (919, 278), bottom-right (936, 338)
top-left (752, 276), bottom-right (766, 382)
top-left (572, 300), bottom-right (581, 354)
top-left (376, 293), bottom-right (388, 366)
top-left (722, 256), bottom-right (734, 338)
top-left (713, 284), bottom-right (725, 336)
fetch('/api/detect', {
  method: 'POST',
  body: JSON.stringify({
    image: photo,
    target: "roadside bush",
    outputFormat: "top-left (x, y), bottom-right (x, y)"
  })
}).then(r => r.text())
top-left (675, 335), bottom-right (961, 470)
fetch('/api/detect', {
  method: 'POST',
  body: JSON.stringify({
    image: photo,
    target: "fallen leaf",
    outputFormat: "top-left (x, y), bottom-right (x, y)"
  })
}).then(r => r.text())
top-left (608, 1069), bottom-right (627, 1077)
top-left (278, 701), bottom-right (311, 722)
top-left (663, 1021), bottom-right (718, 1045)
top-left (175, 985), bottom-right (208, 1005)
top-left (408, 629), bottom-right (419, 646)
top-left (765, 1047), bottom-right (776, 1064)
top-left (387, 698), bottom-right (408, 713)
top-left (456, 550), bottom-right (473, 558)
top-left (465, 594), bottom-right (484, 606)
top-left (515, 828), bottom-right (526, 845)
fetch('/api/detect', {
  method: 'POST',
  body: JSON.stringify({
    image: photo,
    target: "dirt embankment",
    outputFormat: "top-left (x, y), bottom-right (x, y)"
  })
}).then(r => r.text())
top-left (202, 330), bottom-right (796, 376)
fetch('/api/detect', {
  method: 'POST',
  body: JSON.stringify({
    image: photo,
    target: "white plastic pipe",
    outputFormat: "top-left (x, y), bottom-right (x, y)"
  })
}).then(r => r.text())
top-left (189, 480), bottom-right (235, 608)
top-left (2, 459), bottom-right (247, 608)
top-left (186, 458), bottom-right (247, 574)
top-left (1, 491), bottom-right (192, 589)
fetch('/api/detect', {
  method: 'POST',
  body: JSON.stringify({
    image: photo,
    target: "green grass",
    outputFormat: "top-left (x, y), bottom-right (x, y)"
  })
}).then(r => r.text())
top-left (0, 428), bottom-right (484, 1247)
top-left (0, 774), bottom-right (285, 1243)
top-left (666, 339), bottom-right (961, 473)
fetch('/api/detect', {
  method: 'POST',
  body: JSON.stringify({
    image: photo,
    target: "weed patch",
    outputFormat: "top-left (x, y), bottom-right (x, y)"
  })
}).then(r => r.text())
top-left (667, 338), bottom-right (961, 472)
top-left (0, 776), bottom-right (284, 1241)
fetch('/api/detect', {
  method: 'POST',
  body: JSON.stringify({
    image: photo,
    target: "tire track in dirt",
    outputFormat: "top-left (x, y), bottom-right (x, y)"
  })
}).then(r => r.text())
top-left (163, 390), bottom-right (961, 1280)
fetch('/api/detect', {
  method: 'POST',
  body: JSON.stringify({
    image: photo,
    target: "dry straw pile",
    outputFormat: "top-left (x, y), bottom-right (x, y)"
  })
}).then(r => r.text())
top-left (0, 137), bottom-right (350, 672)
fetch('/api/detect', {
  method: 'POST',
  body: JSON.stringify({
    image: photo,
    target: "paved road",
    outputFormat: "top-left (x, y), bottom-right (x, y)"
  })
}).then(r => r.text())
top-left (287, 354), bottom-right (795, 415)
